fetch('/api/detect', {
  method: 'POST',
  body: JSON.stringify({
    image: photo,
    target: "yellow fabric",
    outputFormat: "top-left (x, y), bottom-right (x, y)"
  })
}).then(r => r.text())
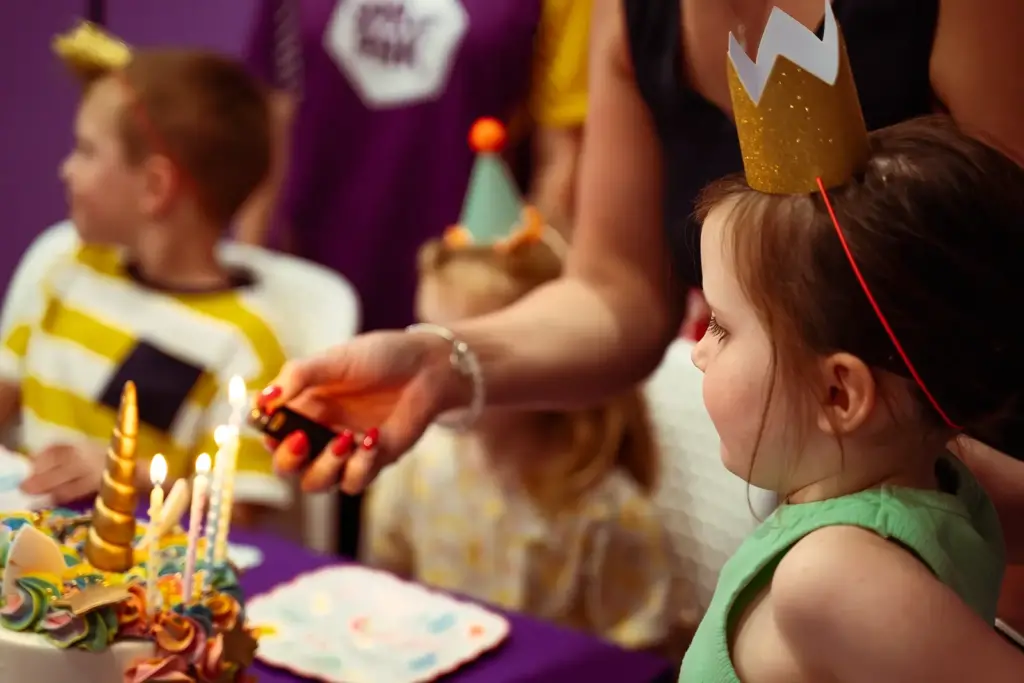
top-left (364, 426), bottom-right (676, 649)
top-left (529, 0), bottom-right (592, 127)
top-left (0, 243), bottom-right (289, 505)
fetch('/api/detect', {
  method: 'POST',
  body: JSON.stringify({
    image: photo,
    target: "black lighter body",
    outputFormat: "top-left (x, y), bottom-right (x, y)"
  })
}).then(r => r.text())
top-left (248, 405), bottom-right (338, 459)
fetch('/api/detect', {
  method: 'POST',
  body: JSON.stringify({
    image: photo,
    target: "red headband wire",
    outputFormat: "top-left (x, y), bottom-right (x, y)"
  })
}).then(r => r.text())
top-left (815, 176), bottom-right (961, 430)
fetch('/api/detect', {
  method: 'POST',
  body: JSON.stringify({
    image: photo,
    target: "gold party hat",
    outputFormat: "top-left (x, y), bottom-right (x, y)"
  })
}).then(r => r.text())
top-left (52, 21), bottom-right (132, 81)
top-left (727, 1), bottom-right (868, 194)
top-left (84, 381), bottom-right (141, 572)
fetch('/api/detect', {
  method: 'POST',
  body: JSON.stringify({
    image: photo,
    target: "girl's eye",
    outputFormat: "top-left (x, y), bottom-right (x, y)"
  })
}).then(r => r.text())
top-left (707, 315), bottom-right (728, 340)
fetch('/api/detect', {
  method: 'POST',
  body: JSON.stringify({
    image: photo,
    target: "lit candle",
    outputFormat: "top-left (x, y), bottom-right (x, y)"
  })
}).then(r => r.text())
top-left (201, 447), bottom-right (221, 590)
top-left (202, 376), bottom-right (247, 580)
top-left (228, 375), bottom-right (247, 428)
top-left (147, 455), bottom-right (167, 616)
top-left (212, 428), bottom-right (240, 564)
top-left (181, 453), bottom-right (211, 604)
top-left (212, 377), bottom-right (246, 564)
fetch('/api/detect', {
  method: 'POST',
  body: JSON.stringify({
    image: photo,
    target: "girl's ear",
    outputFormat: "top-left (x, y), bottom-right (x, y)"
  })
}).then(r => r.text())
top-left (815, 352), bottom-right (877, 436)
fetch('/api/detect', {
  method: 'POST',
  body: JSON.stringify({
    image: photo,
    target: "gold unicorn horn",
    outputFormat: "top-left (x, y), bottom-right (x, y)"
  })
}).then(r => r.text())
top-left (84, 381), bottom-right (141, 572)
top-left (52, 21), bottom-right (132, 81)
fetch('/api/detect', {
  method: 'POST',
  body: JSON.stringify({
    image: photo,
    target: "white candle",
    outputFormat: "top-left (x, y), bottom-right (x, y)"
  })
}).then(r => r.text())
top-left (147, 455), bottom-right (167, 616)
top-left (137, 479), bottom-right (189, 549)
top-left (181, 453), bottom-right (211, 604)
top-left (228, 375), bottom-right (247, 428)
top-left (212, 425), bottom-right (239, 564)
top-left (201, 448), bottom-right (221, 590)
top-left (212, 377), bottom-right (246, 564)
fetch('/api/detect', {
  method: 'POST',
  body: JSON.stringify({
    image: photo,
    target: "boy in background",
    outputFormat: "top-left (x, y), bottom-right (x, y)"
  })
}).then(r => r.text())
top-left (0, 24), bottom-right (290, 519)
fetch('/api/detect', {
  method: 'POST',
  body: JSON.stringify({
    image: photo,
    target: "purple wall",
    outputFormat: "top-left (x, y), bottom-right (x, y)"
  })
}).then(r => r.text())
top-left (0, 0), bottom-right (257, 298)
top-left (0, 1), bottom-right (84, 299)
top-left (106, 0), bottom-right (254, 53)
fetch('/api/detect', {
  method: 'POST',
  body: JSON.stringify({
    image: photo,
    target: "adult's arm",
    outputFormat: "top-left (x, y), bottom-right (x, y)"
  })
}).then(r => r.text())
top-left (528, 0), bottom-right (593, 235)
top-left (931, 0), bottom-right (1024, 162)
top-left (447, 0), bottom-right (681, 410)
top-left (235, 0), bottom-right (297, 246)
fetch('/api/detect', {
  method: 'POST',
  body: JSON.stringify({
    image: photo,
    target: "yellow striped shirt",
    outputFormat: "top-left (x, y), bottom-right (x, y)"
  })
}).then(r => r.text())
top-left (0, 244), bottom-right (290, 507)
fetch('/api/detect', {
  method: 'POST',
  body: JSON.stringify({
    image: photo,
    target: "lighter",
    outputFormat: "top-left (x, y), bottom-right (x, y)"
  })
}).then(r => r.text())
top-left (248, 404), bottom-right (338, 458)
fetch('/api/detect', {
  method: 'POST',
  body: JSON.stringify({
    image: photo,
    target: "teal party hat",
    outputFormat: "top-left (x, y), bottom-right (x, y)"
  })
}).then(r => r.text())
top-left (455, 118), bottom-right (524, 245)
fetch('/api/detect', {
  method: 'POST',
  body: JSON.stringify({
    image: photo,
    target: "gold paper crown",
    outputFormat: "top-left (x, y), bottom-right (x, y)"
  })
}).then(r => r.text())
top-left (52, 21), bottom-right (132, 81)
top-left (727, 1), bottom-right (868, 194)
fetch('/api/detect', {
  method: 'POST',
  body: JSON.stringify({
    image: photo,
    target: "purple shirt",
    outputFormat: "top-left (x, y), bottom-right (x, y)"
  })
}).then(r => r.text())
top-left (246, 0), bottom-right (542, 332)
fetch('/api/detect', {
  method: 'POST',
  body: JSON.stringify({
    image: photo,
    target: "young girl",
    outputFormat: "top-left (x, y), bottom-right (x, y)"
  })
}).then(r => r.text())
top-left (361, 121), bottom-right (681, 650)
top-left (680, 6), bottom-right (1022, 682)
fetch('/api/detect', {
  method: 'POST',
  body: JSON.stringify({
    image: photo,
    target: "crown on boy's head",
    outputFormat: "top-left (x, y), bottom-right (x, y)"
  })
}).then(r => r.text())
top-left (727, 1), bottom-right (868, 195)
top-left (53, 21), bottom-right (132, 80)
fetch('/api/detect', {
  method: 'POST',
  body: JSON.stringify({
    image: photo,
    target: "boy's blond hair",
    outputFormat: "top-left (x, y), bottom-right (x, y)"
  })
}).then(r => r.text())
top-left (58, 29), bottom-right (270, 226)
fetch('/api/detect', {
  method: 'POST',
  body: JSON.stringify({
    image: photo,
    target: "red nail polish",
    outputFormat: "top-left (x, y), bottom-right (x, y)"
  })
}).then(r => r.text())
top-left (258, 385), bottom-right (282, 410)
top-left (283, 431), bottom-right (308, 457)
top-left (362, 428), bottom-right (379, 450)
top-left (331, 430), bottom-right (354, 457)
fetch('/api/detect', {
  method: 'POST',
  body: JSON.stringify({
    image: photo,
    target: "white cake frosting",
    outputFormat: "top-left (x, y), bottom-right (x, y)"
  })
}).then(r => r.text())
top-left (0, 627), bottom-right (153, 681)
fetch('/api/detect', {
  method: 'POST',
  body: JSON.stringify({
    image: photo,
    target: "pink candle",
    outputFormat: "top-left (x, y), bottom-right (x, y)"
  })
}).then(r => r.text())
top-left (181, 453), bottom-right (211, 604)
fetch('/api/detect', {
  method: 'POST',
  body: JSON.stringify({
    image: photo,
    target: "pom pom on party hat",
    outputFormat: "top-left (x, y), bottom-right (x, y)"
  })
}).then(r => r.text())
top-left (445, 118), bottom-right (541, 248)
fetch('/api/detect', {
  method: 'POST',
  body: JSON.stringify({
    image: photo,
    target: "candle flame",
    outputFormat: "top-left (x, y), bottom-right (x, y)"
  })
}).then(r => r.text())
top-left (214, 425), bottom-right (232, 446)
top-left (150, 454), bottom-right (168, 486)
top-left (228, 376), bottom-right (247, 409)
top-left (195, 453), bottom-right (212, 475)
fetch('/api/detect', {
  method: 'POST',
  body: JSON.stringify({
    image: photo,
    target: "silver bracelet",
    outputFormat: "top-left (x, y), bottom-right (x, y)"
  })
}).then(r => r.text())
top-left (405, 323), bottom-right (485, 431)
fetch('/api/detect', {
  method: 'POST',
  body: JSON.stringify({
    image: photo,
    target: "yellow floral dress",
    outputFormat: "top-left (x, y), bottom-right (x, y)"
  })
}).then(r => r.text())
top-left (364, 426), bottom-right (679, 649)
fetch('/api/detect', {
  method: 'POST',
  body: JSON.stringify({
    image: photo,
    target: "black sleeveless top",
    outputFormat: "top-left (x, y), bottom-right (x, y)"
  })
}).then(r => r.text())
top-left (624, 0), bottom-right (940, 288)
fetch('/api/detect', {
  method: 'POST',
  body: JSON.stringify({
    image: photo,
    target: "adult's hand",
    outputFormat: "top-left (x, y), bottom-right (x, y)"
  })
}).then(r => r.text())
top-left (260, 330), bottom-right (466, 495)
top-left (956, 437), bottom-right (1024, 564)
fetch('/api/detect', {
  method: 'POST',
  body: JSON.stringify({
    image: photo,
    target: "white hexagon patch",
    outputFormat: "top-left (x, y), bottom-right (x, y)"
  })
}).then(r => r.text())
top-left (324, 0), bottom-right (469, 109)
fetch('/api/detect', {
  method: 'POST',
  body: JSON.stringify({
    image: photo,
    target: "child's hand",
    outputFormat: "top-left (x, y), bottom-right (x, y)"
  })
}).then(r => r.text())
top-left (20, 443), bottom-right (106, 504)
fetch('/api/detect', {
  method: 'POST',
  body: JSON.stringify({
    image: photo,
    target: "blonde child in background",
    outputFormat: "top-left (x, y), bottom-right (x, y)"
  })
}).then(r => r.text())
top-left (0, 23), bottom-right (290, 520)
top-left (362, 120), bottom-right (679, 650)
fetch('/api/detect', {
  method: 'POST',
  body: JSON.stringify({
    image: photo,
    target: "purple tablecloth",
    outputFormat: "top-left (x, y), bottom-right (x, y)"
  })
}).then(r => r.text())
top-left (230, 529), bottom-right (675, 683)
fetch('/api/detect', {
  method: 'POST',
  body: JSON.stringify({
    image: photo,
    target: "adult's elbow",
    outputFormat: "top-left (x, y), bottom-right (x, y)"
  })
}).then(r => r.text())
top-left (587, 267), bottom-right (680, 387)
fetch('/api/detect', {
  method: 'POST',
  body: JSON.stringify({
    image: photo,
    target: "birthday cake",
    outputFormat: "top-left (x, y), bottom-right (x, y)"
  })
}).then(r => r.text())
top-left (0, 382), bottom-right (257, 682)
top-left (0, 513), bottom-right (255, 683)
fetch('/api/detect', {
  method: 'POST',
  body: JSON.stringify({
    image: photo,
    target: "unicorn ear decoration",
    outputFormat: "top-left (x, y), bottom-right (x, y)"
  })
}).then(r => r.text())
top-left (443, 118), bottom-right (546, 252)
top-left (52, 21), bottom-right (132, 81)
top-left (727, 1), bottom-right (868, 194)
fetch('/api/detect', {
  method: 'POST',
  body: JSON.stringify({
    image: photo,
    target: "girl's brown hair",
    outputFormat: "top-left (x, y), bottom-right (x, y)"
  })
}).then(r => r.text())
top-left (417, 238), bottom-right (659, 512)
top-left (697, 116), bottom-right (1024, 457)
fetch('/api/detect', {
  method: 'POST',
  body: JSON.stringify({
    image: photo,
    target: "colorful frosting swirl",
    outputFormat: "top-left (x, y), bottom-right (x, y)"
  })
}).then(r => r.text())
top-left (0, 509), bottom-right (252, 683)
